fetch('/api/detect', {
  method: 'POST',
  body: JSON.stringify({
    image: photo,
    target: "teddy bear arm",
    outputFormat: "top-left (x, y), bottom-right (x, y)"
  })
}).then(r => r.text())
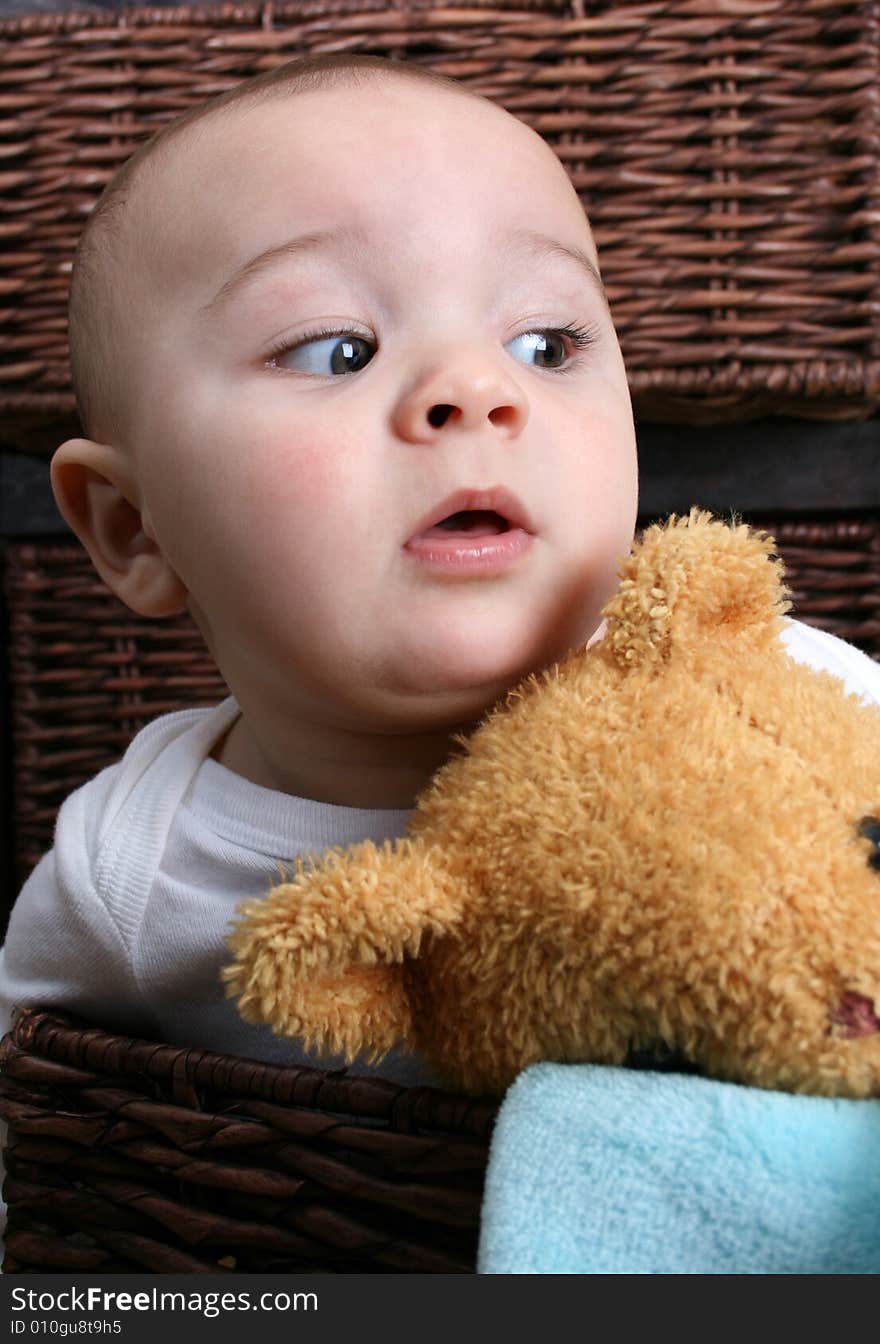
top-left (224, 838), bottom-right (461, 1062)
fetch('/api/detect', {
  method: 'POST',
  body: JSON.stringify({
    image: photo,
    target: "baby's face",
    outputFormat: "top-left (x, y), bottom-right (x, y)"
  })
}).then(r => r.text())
top-left (123, 80), bottom-right (637, 733)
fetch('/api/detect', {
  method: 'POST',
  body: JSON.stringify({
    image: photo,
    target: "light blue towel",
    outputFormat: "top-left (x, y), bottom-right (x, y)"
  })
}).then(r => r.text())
top-left (478, 1064), bottom-right (880, 1274)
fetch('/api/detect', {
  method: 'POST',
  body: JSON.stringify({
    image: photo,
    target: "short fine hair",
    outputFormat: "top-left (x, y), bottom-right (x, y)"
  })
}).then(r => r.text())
top-left (68, 54), bottom-right (484, 442)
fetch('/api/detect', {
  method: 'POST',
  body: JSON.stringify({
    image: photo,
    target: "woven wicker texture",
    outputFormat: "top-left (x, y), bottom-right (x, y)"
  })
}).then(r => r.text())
top-left (0, 0), bottom-right (878, 439)
top-left (5, 521), bottom-right (880, 891)
top-left (5, 540), bottom-right (226, 888)
top-left (0, 1008), bottom-right (497, 1273)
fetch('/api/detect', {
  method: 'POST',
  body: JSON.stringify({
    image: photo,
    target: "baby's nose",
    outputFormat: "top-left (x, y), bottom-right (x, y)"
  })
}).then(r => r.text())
top-left (392, 355), bottom-right (529, 444)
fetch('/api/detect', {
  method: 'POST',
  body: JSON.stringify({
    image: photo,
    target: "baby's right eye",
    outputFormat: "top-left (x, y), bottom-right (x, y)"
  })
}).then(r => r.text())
top-left (271, 328), bottom-right (375, 376)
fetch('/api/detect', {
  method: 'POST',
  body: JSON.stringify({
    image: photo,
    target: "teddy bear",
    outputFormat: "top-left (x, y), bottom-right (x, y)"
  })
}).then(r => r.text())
top-left (224, 511), bottom-right (880, 1099)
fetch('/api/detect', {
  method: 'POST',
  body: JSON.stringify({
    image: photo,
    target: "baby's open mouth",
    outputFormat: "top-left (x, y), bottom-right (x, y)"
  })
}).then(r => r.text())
top-left (425, 510), bottom-right (511, 538)
top-left (406, 488), bottom-right (533, 547)
top-left (404, 488), bottom-right (534, 572)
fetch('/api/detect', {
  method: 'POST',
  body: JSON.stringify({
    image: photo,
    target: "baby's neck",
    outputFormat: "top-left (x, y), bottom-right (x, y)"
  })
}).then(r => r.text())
top-left (211, 711), bottom-right (470, 809)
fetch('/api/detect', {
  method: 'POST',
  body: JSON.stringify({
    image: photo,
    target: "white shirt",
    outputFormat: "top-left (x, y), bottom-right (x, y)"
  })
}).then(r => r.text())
top-left (0, 695), bottom-right (439, 1083)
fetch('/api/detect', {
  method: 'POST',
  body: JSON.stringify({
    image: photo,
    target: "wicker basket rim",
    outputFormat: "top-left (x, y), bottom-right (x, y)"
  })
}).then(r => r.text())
top-left (6, 1007), bottom-right (498, 1134)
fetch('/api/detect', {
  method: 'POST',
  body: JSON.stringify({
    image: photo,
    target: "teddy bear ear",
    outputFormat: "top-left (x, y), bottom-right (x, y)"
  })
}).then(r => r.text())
top-left (601, 509), bottom-right (791, 671)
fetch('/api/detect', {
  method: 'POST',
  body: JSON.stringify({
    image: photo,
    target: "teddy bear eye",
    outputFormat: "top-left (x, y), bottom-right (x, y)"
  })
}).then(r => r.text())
top-left (857, 816), bottom-right (880, 871)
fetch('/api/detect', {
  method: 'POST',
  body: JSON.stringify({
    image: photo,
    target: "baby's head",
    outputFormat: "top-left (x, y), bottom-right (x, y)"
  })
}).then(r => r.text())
top-left (52, 55), bottom-right (638, 797)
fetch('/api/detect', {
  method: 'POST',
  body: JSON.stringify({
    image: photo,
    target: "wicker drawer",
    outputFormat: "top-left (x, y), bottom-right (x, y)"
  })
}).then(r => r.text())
top-left (0, 0), bottom-right (878, 441)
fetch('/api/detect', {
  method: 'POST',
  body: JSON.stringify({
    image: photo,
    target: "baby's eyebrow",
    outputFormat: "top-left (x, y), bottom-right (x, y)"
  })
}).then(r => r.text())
top-left (201, 228), bottom-right (350, 316)
top-left (504, 229), bottom-right (609, 312)
top-left (200, 224), bottom-right (609, 317)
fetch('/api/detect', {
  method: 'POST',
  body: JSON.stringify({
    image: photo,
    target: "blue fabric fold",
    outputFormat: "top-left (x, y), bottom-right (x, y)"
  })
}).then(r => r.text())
top-left (478, 1064), bottom-right (880, 1274)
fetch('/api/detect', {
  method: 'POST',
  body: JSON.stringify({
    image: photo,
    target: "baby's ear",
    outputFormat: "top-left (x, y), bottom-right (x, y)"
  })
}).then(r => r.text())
top-left (224, 838), bottom-right (462, 1064)
top-left (601, 509), bottom-right (791, 671)
top-left (50, 438), bottom-right (188, 617)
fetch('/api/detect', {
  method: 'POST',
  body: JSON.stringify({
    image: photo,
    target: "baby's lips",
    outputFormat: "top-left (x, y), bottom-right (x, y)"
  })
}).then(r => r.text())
top-left (405, 485), bottom-right (534, 545)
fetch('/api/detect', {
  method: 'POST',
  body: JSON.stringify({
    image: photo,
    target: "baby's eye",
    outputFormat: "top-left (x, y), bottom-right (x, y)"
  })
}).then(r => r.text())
top-left (504, 326), bottom-right (594, 370)
top-left (272, 330), bottom-right (375, 376)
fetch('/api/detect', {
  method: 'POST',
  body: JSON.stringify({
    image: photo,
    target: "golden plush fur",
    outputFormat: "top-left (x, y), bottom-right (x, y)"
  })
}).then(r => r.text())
top-left (225, 512), bottom-right (880, 1098)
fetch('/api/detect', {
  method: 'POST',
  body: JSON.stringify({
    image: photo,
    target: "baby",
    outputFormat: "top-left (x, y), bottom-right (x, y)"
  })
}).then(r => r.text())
top-left (2, 52), bottom-right (880, 1095)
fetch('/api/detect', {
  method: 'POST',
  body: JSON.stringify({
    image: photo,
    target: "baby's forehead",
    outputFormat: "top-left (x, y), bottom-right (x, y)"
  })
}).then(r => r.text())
top-left (120, 76), bottom-right (595, 318)
top-left (140, 75), bottom-right (571, 220)
top-left (145, 78), bottom-right (485, 185)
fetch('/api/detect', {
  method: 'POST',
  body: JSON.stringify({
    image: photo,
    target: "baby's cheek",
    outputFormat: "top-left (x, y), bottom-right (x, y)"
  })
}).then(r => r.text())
top-left (245, 421), bottom-right (365, 522)
top-left (557, 435), bottom-right (637, 546)
top-left (225, 438), bottom-right (384, 605)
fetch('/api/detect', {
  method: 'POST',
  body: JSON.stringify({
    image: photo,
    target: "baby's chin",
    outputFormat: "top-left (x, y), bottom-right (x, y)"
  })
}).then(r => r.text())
top-left (374, 619), bottom-right (590, 724)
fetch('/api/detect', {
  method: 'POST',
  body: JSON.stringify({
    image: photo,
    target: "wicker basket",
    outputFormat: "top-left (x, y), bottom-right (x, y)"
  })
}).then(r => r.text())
top-left (5, 519), bottom-right (879, 891)
top-left (0, 0), bottom-right (878, 442)
top-left (0, 1008), bottom-right (498, 1273)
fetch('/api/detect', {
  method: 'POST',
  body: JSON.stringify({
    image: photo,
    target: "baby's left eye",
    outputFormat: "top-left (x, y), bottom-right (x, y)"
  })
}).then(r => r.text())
top-left (504, 326), bottom-right (594, 370)
top-left (505, 330), bottom-right (567, 369)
